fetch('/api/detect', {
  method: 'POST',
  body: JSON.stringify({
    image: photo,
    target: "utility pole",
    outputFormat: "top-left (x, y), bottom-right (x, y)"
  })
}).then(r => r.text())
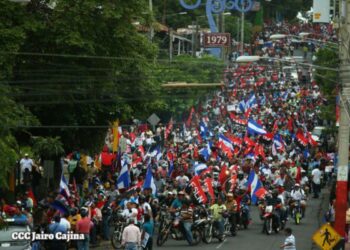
top-left (149, 0), bottom-right (154, 41)
top-left (241, 12), bottom-right (245, 54)
top-left (335, 0), bottom-right (350, 238)
top-left (192, 21), bottom-right (196, 57)
top-left (169, 29), bottom-right (173, 61)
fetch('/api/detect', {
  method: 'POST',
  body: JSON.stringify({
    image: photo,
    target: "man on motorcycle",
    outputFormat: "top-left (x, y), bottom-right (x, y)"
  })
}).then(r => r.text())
top-left (179, 199), bottom-right (194, 245)
top-left (225, 193), bottom-right (237, 236)
top-left (210, 196), bottom-right (226, 241)
top-left (266, 190), bottom-right (282, 229)
top-left (290, 183), bottom-right (306, 218)
top-left (170, 191), bottom-right (185, 212)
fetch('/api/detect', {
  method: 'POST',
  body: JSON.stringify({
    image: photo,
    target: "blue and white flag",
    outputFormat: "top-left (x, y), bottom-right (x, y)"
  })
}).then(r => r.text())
top-left (239, 100), bottom-right (246, 112)
top-left (167, 160), bottom-right (174, 177)
top-left (150, 146), bottom-right (162, 161)
top-left (117, 161), bottom-right (130, 189)
top-left (246, 93), bottom-right (257, 109)
top-left (194, 163), bottom-right (208, 176)
top-left (143, 166), bottom-right (157, 195)
top-left (199, 142), bottom-right (212, 161)
top-left (60, 174), bottom-right (70, 198)
top-left (273, 134), bottom-right (285, 151)
top-left (218, 134), bottom-right (234, 150)
top-left (247, 170), bottom-right (267, 204)
top-left (199, 121), bottom-right (208, 138)
top-left (247, 119), bottom-right (267, 135)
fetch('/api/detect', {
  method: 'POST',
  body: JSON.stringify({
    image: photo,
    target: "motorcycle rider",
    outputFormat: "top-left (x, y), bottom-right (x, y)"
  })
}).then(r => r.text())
top-left (266, 189), bottom-right (282, 229)
top-left (290, 183), bottom-right (306, 218)
top-left (170, 191), bottom-right (185, 212)
top-left (225, 193), bottom-right (237, 236)
top-left (180, 199), bottom-right (194, 245)
top-left (210, 196), bottom-right (226, 241)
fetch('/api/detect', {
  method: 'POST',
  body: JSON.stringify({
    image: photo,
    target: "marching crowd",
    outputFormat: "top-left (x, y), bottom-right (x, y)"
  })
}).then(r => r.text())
top-left (1, 22), bottom-right (337, 250)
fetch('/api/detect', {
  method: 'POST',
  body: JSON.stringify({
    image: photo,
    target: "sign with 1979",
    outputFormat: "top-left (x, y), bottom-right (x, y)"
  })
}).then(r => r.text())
top-left (203, 33), bottom-right (231, 47)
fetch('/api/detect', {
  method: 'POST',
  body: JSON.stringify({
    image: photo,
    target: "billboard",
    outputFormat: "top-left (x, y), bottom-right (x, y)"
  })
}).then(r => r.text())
top-left (313, 0), bottom-right (330, 23)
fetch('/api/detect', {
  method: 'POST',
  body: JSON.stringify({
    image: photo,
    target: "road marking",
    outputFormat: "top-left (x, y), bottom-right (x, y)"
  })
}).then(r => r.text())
top-left (216, 239), bottom-right (227, 249)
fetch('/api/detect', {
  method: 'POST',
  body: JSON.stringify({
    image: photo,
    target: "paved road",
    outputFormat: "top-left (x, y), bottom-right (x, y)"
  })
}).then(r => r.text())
top-left (94, 192), bottom-right (325, 250)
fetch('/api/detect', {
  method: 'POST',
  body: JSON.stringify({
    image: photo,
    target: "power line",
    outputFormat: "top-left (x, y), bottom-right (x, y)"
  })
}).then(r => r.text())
top-left (0, 51), bottom-right (225, 66)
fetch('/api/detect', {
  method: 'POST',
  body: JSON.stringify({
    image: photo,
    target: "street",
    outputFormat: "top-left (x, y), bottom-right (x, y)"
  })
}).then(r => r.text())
top-left (95, 193), bottom-right (325, 250)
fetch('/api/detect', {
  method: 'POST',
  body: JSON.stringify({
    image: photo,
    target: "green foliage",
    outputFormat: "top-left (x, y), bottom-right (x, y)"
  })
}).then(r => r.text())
top-left (262, 0), bottom-right (312, 20)
top-left (314, 48), bottom-right (339, 125)
top-left (32, 136), bottom-right (64, 159)
top-left (154, 55), bottom-right (224, 119)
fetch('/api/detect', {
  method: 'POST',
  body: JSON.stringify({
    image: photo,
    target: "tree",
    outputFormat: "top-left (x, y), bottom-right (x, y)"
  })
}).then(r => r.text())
top-left (314, 48), bottom-right (339, 129)
top-left (0, 1), bottom-right (38, 188)
top-left (7, 0), bottom-right (159, 152)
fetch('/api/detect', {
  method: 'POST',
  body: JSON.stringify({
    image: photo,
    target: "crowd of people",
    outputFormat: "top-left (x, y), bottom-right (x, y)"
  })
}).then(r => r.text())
top-left (0, 21), bottom-right (338, 250)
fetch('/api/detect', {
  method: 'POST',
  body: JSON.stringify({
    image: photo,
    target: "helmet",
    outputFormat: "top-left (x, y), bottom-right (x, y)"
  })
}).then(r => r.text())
top-left (294, 183), bottom-right (300, 187)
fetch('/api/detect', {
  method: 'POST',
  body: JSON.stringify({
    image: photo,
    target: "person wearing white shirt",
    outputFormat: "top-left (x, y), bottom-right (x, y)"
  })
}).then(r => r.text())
top-left (122, 219), bottom-right (141, 250)
top-left (311, 166), bottom-right (322, 198)
top-left (19, 154), bottom-right (35, 183)
top-left (280, 228), bottom-right (296, 250)
top-left (122, 202), bottom-right (138, 224)
top-left (175, 172), bottom-right (189, 189)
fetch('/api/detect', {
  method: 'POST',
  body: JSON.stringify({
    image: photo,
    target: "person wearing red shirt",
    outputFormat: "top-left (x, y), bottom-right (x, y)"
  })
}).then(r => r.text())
top-left (76, 208), bottom-right (93, 250)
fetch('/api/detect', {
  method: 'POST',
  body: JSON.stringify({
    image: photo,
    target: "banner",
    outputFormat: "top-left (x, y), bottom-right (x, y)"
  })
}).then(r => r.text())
top-left (190, 176), bottom-right (208, 204)
top-left (313, 0), bottom-right (330, 23)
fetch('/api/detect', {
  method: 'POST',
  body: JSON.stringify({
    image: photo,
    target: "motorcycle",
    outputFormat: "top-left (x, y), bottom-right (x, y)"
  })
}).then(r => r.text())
top-left (262, 205), bottom-right (281, 235)
top-left (192, 206), bottom-right (214, 244)
top-left (291, 200), bottom-right (303, 225)
top-left (258, 199), bottom-right (266, 220)
top-left (156, 211), bottom-right (201, 246)
top-left (110, 211), bottom-right (127, 249)
top-left (239, 202), bottom-right (250, 229)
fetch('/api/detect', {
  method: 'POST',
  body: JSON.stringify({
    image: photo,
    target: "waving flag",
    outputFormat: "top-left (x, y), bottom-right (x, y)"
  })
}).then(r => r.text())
top-left (247, 170), bottom-right (267, 203)
top-left (274, 134), bottom-right (285, 151)
top-left (226, 133), bottom-right (243, 147)
top-left (219, 134), bottom-right (234, 150)
top-left (60, 174), bottom-right (70, 198)
top-left (150, 146), bottom-right (162, 161)
top-left (199, 142), bottom-right (212, 161)
top-left (307, 131), bottom-right (318, 147)
top-left (204, 178), bottom-right (215, 202)
top-left (254, 144), bottom-right (266, 160)
top-left (194, 163), bottom-right (208, 176)
top-left (190, 176), bottom-right (207, 204)
top-left (143, 166), bottom-right (157, 195)
top-left (117, 161), bottom-right (130, 189)
top-left (219, 164), bottom-right (229, 186)
top-left (229, 112), bottom-right (248, 126)
top-left (247, 119), bottom-right (267, 135)
top-left (296, 128), bottom-right (308, 146)
top-left (167, 160), bottom-right (174, 177)
top-left (199, 121), bottom-right (209, 139)
top-left (239, 100), bottom-right (246, 113)
top-left (246, 93), bottom-right (257, 109)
